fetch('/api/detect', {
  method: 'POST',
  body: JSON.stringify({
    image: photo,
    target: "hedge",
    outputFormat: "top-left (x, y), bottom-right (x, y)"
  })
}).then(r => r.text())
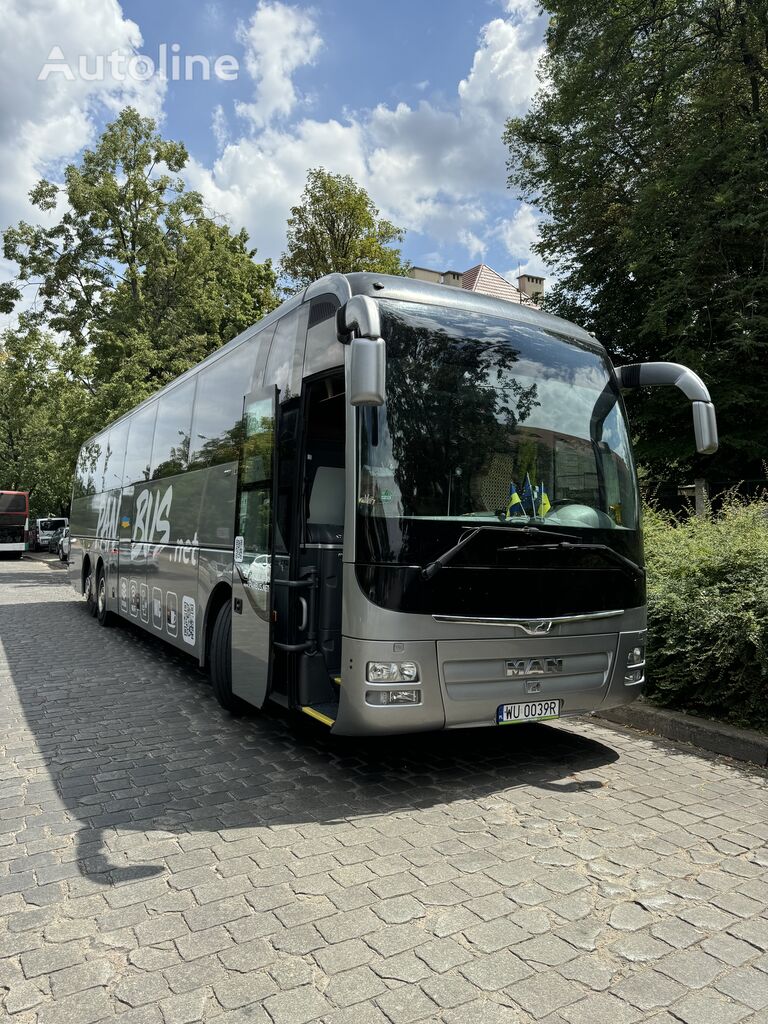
top-left (642, 497), bottom-right (768, 731)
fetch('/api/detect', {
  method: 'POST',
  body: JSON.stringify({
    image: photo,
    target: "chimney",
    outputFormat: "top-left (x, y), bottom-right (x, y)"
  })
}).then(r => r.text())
top-left (517, 273), bottom-right (545, 301)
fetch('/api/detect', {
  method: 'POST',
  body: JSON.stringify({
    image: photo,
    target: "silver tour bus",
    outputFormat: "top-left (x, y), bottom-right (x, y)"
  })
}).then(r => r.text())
top-left (69, 273), bottom-right (718, 734)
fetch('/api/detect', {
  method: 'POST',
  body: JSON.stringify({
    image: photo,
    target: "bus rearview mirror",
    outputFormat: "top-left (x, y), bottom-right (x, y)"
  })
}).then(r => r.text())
top-left (349, 336), bottom-right (386, 406)
top-left (692, 401), bottom-right (718, 455)
top-left (616, 360), bottom-right (718, 455)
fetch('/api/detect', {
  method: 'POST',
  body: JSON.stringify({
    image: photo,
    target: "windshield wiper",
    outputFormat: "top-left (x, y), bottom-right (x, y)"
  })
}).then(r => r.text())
top-left (421, 524), bottom-right (582, 580)
top-left (499, 541), bottom-right (645, 580)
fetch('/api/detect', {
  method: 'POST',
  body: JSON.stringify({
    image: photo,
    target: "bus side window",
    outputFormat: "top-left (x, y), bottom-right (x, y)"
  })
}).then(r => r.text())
top-left (262, 308), bottom-right (306, 401)
top-left (122, 403), bottom-right (158, 486)
top-left (104, 420), bottom-right (129, 492)
top-left (150, 376), bottom-right (197, 479)
top-left (189, 344), bottom-right (261, 469)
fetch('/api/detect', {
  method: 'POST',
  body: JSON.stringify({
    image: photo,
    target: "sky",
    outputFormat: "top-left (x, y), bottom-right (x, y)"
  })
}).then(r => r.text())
top-left (1, 0), bottom-right (549, 304)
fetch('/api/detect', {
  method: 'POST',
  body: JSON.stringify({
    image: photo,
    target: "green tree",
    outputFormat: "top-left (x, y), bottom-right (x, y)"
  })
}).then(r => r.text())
top-left (0, 108), bottom-right (280, 506)
top-left (280, 168), bottom-right (408, 290)
top-left (2, 107), bottom-right (279, 421)
top-left (504, 0), bottom-right (768, 484)
top-left (0, 328), bottom-right (88, 516)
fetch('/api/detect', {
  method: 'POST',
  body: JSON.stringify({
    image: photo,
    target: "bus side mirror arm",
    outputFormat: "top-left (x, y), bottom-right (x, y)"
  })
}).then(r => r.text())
top-left (337, 296), bottom-right (386, 407)
top-left (616, 361), bottom-right (718, 455)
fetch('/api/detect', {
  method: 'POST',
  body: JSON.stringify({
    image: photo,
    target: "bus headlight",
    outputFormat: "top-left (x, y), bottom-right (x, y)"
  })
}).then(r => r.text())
top-left (624, 642), bottom-right (645, 684)
top-left (366, 661), bottom-right (419, 683)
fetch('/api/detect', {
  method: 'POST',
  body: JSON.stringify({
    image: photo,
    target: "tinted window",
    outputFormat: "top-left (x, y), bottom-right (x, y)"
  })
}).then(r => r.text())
top-left (75, 435), bottom-right (108, 496)
top-left (150, 377), bottom-right (196, 479)
top-left (0, 494), bottom-right (26, 513)
top-left (104, 420), bottom-right (129, 491)
top-left (122, 403), bottom-right (158, 486)
top-left (190, 345), bottom-right (258, 468)
top-left (264, 310), bottom-right (303, 399)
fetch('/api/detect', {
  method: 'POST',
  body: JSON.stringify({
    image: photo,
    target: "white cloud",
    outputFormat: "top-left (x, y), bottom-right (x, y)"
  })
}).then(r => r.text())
top-left (211, 103), bottom-right (229, 150)
top-left (195, 3), bottom-right (546, 270)
top-left (459, 229), bottom-right (487, 262)
top-left (235, 1), bottom-right (322, 129)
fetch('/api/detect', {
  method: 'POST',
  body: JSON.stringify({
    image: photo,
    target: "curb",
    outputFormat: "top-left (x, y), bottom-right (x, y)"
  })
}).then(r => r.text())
top-left (595, 701), bottom-right (768, 767)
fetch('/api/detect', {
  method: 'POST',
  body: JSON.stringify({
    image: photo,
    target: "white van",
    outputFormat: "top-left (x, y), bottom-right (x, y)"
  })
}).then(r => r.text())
top-left (31, 517), bottom-right (69, 552)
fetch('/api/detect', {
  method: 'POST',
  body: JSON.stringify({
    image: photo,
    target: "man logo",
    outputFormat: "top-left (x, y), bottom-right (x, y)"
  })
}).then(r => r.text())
top-left (505, 657), bottom-right (563, 677)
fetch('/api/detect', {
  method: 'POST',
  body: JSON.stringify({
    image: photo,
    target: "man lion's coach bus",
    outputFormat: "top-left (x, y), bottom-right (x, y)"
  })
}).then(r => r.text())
top-left (0, 491), bottom-right (29, 558)
top-left (69, 273), bottom-right (718, 734)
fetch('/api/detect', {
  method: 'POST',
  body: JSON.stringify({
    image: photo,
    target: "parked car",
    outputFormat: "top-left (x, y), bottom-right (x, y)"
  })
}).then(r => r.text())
top-left (56, 527), bottom-right (70, 562)
top-left (30, 516), bottom-right (68, 551)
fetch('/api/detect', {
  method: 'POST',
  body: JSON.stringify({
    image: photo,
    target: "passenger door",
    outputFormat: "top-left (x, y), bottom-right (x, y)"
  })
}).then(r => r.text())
top-left (231, 387), bottom-right (278, 708)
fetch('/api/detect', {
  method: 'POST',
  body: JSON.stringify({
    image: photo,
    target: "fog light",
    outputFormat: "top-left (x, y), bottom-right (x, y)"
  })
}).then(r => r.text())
top-left (624, 667), bottom-right (644, 684)
top-left (366, 688), bottom-right (422, 706)
top-left (366, 661), bottom-right (420, 683)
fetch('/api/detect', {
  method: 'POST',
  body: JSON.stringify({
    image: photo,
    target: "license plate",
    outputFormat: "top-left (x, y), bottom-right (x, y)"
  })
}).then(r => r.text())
top-left (496, 699), bottom-right (561, 725)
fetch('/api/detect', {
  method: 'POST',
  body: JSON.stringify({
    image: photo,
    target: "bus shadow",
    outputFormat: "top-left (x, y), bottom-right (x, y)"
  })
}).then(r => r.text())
top-left (0, 582), bottom-right (620, 886)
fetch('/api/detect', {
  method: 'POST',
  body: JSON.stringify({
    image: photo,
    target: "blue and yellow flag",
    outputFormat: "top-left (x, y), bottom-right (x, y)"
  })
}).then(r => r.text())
top-left (522, 474), bottom-right (535, 516)
top-left (536, 482), bottom-right (551, 517)
top-left (505, 482), bottom-right (525, 519)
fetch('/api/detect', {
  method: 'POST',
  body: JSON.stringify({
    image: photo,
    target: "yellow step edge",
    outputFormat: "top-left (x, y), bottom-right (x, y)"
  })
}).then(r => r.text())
top-left (332, 676), bottom-right (341, 686)
top-left (301, 706), bottom-right (336, 727)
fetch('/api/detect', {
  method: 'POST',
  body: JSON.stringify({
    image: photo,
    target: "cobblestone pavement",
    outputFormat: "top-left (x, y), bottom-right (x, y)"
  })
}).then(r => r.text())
top-left (1, 558), bottom-right (767, 1024)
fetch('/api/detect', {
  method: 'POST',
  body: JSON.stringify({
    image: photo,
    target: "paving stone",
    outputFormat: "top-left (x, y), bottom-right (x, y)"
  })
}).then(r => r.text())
top-left (50, 959), bottom-right (114, 997)
top-left (263, 984), bottom-right (332, 1024)
top-left (512, 934), bottom-right (580, 967)
top-left (560, 991), bottom-right (642, 1023)
top-left (702, 933), bottom-right (763, 967)
top-left (506, 969), bottom-right (582, 1018)
top-left (668, 987), bottom-right (752, 1024)
top-left (657, 947), bottom-right (729, 989)
top-left (615, 969), bottom-right (687, 1010)
top-left (3, 980), bottom-right (46, 1013)
top-left (413, 936), bottom-right (473, 972)
top-left (460, 950), bottom-right (533, 991)
top-left (420, 970), bottom-right (477, 1009)
top-left (374, 985), bottom-right (438, 1023)
top-left (716, 966), bottom-right (768, 1010)
top-left (37, 987), bottom-right (113, 1024)
top-left (464, 917), bottom-right (529, 952)
top-left (115, 970), bottom-right (172, 1007)
top-left (370, 951), bottom-right (432, 982)
top-left (442, 999), bottom-right (524, 1024)
top-left (325, 965), bottom-right (387, 1006)
top-left (213, 972), bottom-right (276, 1009)
top-left (20, 941), bottom-right (85, 979)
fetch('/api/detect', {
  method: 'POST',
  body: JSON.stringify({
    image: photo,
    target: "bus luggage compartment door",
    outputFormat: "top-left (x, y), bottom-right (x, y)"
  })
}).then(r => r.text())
top-left (230, 387), bottom-right (278, 709)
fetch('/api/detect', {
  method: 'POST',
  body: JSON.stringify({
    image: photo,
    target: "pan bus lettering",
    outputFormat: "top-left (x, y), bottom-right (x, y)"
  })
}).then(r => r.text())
top-left (131, 485), bottom-right (172, 560)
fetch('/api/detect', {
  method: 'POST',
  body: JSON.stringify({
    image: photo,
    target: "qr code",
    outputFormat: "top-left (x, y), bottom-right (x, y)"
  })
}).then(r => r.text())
top-left (182, 596), bottom-right (196, 647)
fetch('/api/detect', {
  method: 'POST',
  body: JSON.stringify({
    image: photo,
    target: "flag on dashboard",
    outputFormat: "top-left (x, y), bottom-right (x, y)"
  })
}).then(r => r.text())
top-left (536, 482), bottom-right (551, 517)
top-left (522, 474), bottom-right (535, 516)
top-left (505, 482), bottom-right (525, 519)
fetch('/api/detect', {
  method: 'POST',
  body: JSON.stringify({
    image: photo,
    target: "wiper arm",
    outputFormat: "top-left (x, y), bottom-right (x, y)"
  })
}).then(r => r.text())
top-left (499, 541), bottom-right (645, 580)
top-left (421, 524), bottom-right (582, 580)
top-left (422, 528), bottom-right (481, 580)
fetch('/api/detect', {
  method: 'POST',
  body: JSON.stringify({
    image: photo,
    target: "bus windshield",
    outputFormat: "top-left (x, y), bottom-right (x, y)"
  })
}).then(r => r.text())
top-left (357, 300), bottom-right (639, 562)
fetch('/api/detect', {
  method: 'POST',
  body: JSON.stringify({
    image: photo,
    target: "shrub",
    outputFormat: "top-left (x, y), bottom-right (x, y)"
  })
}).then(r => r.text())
top-left (643, 496), bottom-right (768, 730)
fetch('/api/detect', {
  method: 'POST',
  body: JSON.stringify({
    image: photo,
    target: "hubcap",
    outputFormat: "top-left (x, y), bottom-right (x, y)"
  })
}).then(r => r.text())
top-left (85, 573), bottom-right (92, 601)
top-left (98, 577), bottom-right (106, 615)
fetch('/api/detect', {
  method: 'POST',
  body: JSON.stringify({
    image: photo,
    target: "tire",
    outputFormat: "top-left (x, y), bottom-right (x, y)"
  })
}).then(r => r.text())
top-left (210, 601), bottom-right (244, 714)
top-left (84, 563), bottom-right (97, 617)
top-left (95, 564), bottom-right (111, 627)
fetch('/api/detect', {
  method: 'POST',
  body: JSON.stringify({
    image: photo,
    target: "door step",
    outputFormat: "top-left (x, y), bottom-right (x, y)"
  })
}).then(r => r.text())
top-left (300, 702), bottom-right (338, 727)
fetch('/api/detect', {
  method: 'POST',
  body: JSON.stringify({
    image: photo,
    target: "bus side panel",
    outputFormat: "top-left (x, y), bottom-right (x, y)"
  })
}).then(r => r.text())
top-left (118, 473), bottom-right (204, 657)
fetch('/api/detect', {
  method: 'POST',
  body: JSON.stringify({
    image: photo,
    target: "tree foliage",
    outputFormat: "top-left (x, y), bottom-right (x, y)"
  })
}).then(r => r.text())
top-left (281, 168), bottom-right (408, 289)
top-left (0, 108), bottom-right (279, 515)
top-left (504, 0), bottom-right (768, 483)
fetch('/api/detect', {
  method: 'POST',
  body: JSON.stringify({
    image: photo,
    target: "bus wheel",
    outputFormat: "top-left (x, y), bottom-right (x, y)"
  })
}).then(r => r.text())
top-left (84, 565), bottom-right (97, 616)
top-left (95, 565), bottom-right (111, 627)
top-left (210, 602), bottom-right (243, 715)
